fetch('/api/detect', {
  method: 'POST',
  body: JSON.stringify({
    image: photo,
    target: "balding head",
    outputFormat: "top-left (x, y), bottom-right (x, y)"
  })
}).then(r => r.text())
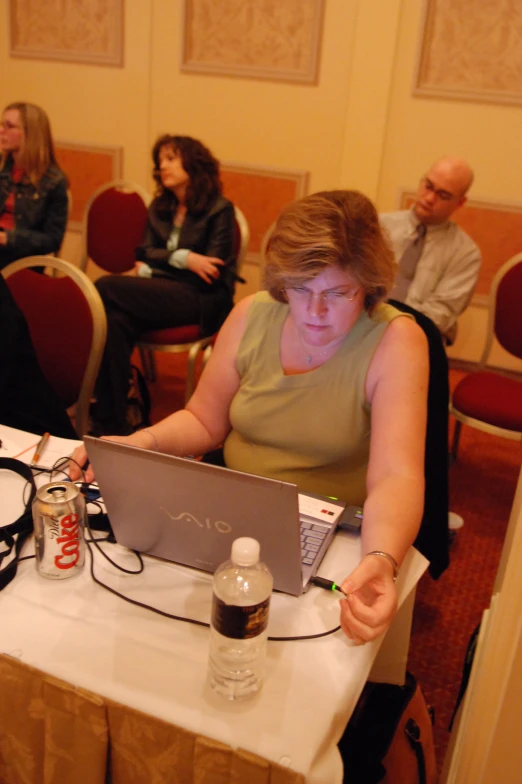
top-left (414, 156), bottom-right (474, 225)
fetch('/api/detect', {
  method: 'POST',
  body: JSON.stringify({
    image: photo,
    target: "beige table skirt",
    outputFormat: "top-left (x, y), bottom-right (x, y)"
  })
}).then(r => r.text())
top-left (0, 654), bottom-right (304, 784)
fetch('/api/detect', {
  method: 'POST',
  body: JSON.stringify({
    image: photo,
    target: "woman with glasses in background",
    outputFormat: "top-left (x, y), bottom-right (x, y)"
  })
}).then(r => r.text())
top-left (0, 102), bottom-right (68, 269)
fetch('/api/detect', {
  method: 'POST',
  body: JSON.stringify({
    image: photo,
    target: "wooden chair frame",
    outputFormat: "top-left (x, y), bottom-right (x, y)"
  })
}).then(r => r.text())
top-left (2, 256), bottom-right (107, 437)
top-left (450, 252), bottom-right (522, 457)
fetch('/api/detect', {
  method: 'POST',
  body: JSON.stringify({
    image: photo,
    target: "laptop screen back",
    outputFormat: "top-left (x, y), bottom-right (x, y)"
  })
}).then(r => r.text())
top-left (84, 436), bottom-right (305, 595)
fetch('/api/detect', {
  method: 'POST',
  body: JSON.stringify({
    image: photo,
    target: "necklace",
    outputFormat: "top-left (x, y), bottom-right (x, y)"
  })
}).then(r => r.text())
top-left (295, 328), bottom-right (335, 366)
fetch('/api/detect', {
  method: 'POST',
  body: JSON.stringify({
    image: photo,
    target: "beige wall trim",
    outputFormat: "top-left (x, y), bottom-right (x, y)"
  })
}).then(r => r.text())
top-left (9, 0), bottom-right (124, 67)
top-left (222, 162), bottom-right (309, 198)
top-left (55, 142), bottom-right (123, 232)
top-left (181, 0), bottom-right (324, 84)
top-left (414, 0), bottom-right (522, 107)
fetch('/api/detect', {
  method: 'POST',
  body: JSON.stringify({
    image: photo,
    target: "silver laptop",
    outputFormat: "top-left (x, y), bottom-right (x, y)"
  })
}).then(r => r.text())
top-left (84, 436), bottom-right (347, 596)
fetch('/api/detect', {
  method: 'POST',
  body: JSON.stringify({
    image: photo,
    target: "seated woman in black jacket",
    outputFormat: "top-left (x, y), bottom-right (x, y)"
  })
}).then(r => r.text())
top-left (93, 134), bottom-right (237, 435)
top-left (0, 102), bottom-right (68, 269)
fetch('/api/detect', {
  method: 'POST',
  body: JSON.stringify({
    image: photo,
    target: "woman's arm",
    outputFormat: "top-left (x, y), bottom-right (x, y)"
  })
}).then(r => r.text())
top-left (70, 295), bottom-right (255, 481)
top-left (184, 202), bottom-right (235, 283)
top-left (340, 316), bottom-right (429, 643)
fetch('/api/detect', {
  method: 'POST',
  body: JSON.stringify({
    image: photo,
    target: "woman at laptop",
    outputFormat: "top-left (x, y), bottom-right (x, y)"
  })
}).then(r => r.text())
top-left (72, 190), bottom-right (428, 646)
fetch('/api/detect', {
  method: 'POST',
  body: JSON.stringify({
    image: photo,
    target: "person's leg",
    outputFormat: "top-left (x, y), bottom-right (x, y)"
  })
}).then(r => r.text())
top-left (93, 275), bottom-right (200, 434)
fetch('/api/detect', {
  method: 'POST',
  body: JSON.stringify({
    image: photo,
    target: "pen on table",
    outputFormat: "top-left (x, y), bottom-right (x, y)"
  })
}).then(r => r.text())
top-left (32, 432), bottom-right (50, 465)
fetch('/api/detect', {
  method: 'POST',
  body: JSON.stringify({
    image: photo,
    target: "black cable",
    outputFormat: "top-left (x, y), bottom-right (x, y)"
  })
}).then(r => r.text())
top-left (83, 513), bottom-right (343, 640)
top-left (25, 473), bottom-right (343, 641)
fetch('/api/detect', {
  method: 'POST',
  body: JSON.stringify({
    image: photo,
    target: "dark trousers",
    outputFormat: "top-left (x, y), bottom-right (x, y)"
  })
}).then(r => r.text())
top-left (94, 275), bottom-right (201, 434)
top-left (389, 300), bottom-right (450, 579)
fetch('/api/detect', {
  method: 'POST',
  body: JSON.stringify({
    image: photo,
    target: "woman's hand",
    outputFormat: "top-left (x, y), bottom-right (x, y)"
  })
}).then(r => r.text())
top-left (187, 252), bottom-right (224, 284)
top-left (0, 231), bottom-right (7, 246)
top-left (68, 431), bottom-right (154, 483)
top-left (339, 554), bottom-right (398, 645)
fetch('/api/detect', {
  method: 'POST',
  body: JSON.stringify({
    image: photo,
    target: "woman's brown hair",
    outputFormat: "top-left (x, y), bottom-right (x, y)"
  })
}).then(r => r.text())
top-left (1, 102), bottom-right (60, 187)
top-left (264, 190), bottom-right (396, 312)
top-left (152, 135), bottom-right (222, 216)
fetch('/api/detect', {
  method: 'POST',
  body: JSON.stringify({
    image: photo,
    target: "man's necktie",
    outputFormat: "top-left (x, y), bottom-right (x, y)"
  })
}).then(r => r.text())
top-left (392, 223), bottom-right (427, 302)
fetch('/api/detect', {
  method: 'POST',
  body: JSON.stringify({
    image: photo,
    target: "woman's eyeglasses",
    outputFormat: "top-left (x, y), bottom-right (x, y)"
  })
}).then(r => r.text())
top-left (285, 286), bottom-right (359, 306)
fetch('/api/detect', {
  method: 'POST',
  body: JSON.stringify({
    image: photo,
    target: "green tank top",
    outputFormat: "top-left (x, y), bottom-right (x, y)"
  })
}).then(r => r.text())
top-left (224, 291), bottom-right (410, 505)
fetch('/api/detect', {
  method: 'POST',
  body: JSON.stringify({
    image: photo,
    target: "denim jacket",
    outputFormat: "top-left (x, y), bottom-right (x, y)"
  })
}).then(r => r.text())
top-left (0, 157), bottom-right (68, 268)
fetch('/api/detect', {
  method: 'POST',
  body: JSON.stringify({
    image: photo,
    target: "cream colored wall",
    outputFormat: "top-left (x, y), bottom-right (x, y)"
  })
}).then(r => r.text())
top-left (2, 0), bottom-right (521, 366)
top-left (0, 2), bottom-right (153, 267)
top-left (149, 0), bottom-right (359, 192)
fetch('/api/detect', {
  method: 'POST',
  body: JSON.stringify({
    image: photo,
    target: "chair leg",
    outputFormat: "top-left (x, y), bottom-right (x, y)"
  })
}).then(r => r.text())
top-left (139, 347), bottom-right (157, 382)
top-left (451, 420), bottom-right (462, 461)
top-left (202, 344), bottom-right (213, 369)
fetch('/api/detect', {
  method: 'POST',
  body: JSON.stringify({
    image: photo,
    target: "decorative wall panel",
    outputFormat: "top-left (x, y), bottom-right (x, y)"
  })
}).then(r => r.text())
top-left (182, 0), bottom-right (324, 84)
top-left (9, 0), bottom-right (124, 66)
top-left (221, 164), bottom-right (309, 258)
top-left (55, 142), bottom-right (122, 230)
top-left (400, 191), bottom-right (522, 298)
top-left (415, 0), bottom-right (522, 105)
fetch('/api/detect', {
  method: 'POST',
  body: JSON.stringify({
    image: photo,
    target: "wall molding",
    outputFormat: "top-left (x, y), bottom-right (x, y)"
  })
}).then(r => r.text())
top-left (181, 0), bottom-right (324, 84)
top-left (55, 142), bottom-right (123, 231)
top-left (221, 162), bottom-right (309, 260)
top-left (414, 0), bottom-right (522, 107)
top-left (9, 0), bottom-right (124, 67)
top-left (222, 162), bottom-right (309, 197)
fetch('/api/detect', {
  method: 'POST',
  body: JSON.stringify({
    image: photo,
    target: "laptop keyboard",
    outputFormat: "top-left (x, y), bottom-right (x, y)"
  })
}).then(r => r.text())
top-left (300, 519), bottom-right (331, 566)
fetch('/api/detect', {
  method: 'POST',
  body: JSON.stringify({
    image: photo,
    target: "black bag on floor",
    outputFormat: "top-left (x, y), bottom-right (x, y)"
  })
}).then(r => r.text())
top-left (338, 671), bottom-right (437, 784)
top-left (126, 364), bottom-right (151, 432)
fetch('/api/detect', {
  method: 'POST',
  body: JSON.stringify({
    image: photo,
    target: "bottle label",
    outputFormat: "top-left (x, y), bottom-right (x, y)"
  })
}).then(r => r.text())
top-left (211, 595), bottom-right (270, 639)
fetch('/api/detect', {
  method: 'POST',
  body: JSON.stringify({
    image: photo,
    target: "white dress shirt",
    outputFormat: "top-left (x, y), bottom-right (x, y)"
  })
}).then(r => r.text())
top-left (380, 209), bottom-right (481, 343)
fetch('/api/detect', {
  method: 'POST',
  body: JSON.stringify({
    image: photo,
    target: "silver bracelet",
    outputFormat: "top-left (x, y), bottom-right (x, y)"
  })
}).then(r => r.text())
top-left (142, 428), bottom-right (159, 452)
top-left (365, 551), bottom-right (399, 582)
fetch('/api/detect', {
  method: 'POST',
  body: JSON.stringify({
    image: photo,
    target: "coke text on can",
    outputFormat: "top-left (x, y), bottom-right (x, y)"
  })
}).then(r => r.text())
top-left (32, 482), bottom-right (86, 579)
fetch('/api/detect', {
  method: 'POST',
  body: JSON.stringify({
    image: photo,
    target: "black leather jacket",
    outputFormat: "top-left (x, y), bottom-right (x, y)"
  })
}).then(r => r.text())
top-left (0, 157), bottom-right (68, 268)
top-left (136, 195), bottom-right (238, 335)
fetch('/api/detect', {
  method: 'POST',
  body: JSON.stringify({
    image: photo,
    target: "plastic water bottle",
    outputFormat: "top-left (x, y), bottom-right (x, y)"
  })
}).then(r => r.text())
top-left (208, 537), bottom-right (273, 700)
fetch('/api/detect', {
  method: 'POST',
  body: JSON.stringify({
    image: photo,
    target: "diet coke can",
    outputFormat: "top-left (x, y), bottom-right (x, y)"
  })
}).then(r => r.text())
top-left (32, 482), bottom-right (86, 579)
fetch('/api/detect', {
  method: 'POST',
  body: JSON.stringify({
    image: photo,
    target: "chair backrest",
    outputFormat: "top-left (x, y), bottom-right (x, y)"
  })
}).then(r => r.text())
top-left (81, 180), bottom-right (150, 274)
top-left (2, 256), bottom-right (107, 437)
top-left (480, 252), bottom-right (522, 366)
top-left (233, 206), bottom-right (250, 274)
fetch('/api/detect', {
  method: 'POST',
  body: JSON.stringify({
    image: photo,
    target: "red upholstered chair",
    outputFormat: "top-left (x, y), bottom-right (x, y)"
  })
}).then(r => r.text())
top-left (450, 252), bottom-right (522, 458)
top-left (2, 256), bottom-right (107, 437)
top-left (80, 181), bottom-right (150, 274)
top-left (137, 206), bottom-right (250, 403)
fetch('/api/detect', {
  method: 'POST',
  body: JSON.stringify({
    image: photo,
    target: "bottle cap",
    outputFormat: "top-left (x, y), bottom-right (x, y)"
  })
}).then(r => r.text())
top-left (231, 537), bottom-right (260, 567)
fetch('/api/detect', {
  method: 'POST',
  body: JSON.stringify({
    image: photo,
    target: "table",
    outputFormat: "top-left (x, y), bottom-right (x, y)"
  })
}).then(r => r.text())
top-left (0, 467), bottom-right (428, 783)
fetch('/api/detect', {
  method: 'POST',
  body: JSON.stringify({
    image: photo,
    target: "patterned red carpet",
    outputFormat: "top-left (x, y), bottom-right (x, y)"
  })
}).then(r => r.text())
top-left (143, 354), bottom-right (522, 773)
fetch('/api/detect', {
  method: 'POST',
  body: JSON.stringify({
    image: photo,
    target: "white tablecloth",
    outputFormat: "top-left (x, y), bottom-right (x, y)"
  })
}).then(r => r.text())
top-left (0, 467), bottom-right (428, 783)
